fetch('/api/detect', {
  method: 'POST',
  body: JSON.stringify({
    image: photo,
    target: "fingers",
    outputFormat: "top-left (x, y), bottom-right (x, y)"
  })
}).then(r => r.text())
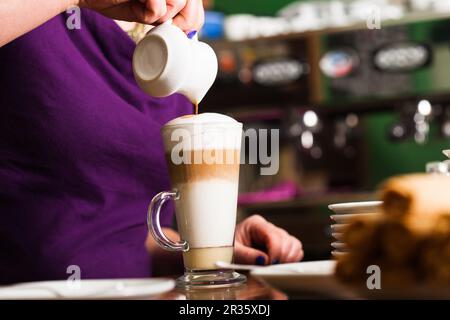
top-left (100, 0), bottom-right (167, 24)
top-left (173, 0), bottom-right (205, 32)
top-left (97, 0), bottom-right (203, 32)
top-left (157, 0), bottom-right (187, 23)
top-left (268, 231), bottom-right (304, 264)
top-left (243, 214), bottom-right (304, 264)
top-left (265, 227), bottom-right (287, 264)
top-left (234, 242), bottom-right (269, 266)
top-left (78, 0), bottom-right (131, 10)
top-left (135, 0), bottom-right (168, 24)
top-left (142, 0), bottom-right (168, 20)
top-left (284, 236), bottom-right (304, 263)
top-left (245, 216), bottom-right (285, 263)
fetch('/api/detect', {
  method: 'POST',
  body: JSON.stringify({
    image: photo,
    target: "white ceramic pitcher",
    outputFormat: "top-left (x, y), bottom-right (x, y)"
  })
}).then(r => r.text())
top-left (132, 20), bottom-right (218, 104)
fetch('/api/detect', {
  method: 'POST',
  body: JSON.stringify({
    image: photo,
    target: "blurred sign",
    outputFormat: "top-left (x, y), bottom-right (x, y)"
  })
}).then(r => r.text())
top-left (373, 42), bottom-right (431, 72)
top-left (253, 58), bottom-right (306, 86)
top-left (319, 49), bottom-right (359, 78)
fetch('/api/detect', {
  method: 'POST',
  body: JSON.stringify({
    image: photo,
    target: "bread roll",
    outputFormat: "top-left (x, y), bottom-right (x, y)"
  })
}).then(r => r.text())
top-left (420, 236), bottom-right (450, 284)
top-left (381, 174), bottom-right (450, 220)
top-left (336, 174), bottom-right (450, 287)
top-left (343, 215), bottom-right (381, 252)
top-left (377, 218), bottom-right (422, 266)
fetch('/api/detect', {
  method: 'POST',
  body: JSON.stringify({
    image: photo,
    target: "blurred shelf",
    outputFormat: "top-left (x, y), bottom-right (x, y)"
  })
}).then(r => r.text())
top-left (207, 11), bottom-right (450, 46)
top-left (204, 11), bottom-right (450, 114)
top-left (238, 191), bottom-right (377, 211)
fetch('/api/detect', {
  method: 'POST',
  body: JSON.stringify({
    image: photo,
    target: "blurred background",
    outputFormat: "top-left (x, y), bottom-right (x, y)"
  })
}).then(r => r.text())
top-left (197, 0), bottom-right (450, 260)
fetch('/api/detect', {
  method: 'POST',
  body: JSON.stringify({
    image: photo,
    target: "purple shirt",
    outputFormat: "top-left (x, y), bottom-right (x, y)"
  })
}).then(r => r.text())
top-left (0, 9), bottom-right (192, 284)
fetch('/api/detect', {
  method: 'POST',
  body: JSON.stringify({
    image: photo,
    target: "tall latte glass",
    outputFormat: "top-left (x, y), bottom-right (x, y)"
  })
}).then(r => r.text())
top-left (148, 113), bottom-right (246, 289)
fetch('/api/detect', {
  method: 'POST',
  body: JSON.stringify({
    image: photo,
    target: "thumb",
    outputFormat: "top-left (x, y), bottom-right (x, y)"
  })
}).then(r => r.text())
top-left (234, 242), bottom-right (269, 266)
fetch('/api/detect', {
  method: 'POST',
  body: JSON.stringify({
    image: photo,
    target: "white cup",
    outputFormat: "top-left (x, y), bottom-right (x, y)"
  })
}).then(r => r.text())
top-left (132, 20), bottom-right (218, 104)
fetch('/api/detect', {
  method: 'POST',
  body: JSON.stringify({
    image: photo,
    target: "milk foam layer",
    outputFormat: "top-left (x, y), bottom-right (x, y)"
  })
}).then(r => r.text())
top-left (162, 113), bottom-right (242, 152)
top-left (164, 113), bottom-right (239, 126)
top-left (174, 180), bottom-right (238, 248)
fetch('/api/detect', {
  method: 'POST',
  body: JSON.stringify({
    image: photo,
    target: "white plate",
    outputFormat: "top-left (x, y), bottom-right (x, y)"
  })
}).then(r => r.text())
top-left (331, 242), bottom-right (348, 250)
top-left (251, 260), bottom-right (357, 299)
top-left (332, 232), bottom-right (343, 241)
top-left (328, 201), bottom-right (382, 214)
top-left (330, 224), bottom-right (349, 233)
top-left (330, 212), bottom-right (378, 224)
top-left (0, 278), bottom-right (175, 300)
top-left (331, 251), bottom-right (348, 258)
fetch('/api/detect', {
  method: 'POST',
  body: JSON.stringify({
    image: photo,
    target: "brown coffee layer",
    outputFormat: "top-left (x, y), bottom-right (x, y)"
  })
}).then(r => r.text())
top-left (166, 149), bottom-right (240, 184)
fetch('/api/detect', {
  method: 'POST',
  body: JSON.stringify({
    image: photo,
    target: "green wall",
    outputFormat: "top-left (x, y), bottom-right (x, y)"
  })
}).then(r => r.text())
top-left (213, 0), bottom-right (300, 16)
top-left (366, 19), bottom-right (450, 188)
top-left (365, 113), bottom-right (450, 188)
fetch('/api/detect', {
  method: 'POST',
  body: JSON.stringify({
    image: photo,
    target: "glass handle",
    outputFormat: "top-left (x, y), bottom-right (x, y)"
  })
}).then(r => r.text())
top-left (147, 190), bottom-right (189, 252)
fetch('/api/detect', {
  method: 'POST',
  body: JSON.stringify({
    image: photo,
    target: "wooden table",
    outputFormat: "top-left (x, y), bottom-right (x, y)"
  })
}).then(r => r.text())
top-left (154, 275), bottom-right (288, 300)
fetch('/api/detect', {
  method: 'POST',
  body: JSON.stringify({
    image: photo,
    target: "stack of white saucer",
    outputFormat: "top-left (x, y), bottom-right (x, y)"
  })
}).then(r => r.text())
top-left (328, 201), bottom-right (382, 258)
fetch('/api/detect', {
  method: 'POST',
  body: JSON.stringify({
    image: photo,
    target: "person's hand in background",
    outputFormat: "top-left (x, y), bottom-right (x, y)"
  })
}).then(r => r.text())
top-left (234, 215), bottom-right (304, 266)
top-left (78, 0), bottom-right (204, 32)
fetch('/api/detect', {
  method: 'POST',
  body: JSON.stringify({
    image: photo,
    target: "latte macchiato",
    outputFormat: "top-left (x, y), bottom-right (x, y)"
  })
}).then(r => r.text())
top-left (148, 113), bottom-right (245, 288)
top-left (162, 113), bottom-right (242, 271)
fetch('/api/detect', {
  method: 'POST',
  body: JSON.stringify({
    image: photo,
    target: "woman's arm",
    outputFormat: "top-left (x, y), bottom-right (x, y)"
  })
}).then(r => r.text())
top-left (0, 0), bottom-right (75, 47)
top-left (0, 0), bottom-right (204, 48)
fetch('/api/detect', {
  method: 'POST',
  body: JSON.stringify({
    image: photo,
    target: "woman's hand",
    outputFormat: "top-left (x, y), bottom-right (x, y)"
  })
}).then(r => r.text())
top-left (77, 0), bottom-right (204, 32)
top-left (0, 0), bottom-right (203, 47)
top-left (234, 215), bottom-right (304, 266)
